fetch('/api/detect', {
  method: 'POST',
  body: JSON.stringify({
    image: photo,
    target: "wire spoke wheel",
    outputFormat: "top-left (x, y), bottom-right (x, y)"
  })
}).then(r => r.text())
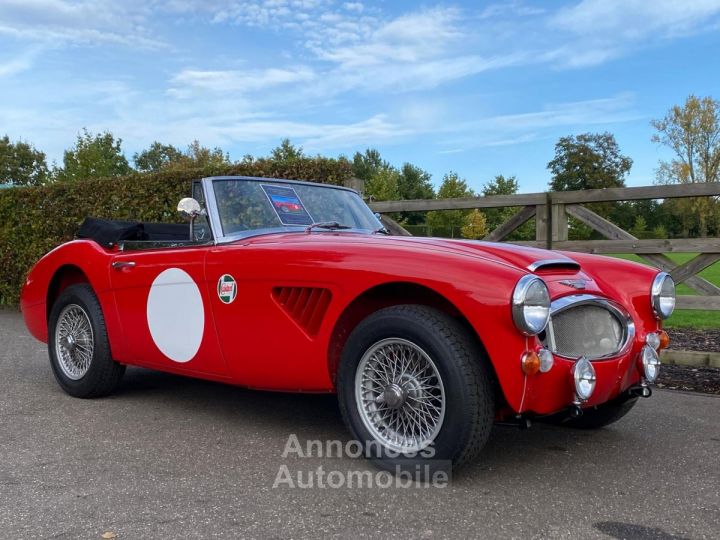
top-left (355, 337), bottom-right (446, 453)
top-left (54, 304), bottom-right (94, 381)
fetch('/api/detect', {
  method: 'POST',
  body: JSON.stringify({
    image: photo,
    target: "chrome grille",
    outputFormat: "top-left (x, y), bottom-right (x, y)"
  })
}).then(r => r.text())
top-left (541, 296), bottom-right (632, 360)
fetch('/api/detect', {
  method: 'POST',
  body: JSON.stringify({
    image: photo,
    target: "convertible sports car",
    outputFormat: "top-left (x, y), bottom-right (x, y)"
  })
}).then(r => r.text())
top-left (21, 176), bottom-right (674, 471)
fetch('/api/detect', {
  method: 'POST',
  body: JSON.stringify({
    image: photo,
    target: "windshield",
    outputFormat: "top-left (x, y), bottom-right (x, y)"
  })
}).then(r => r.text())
top-left (211, 178), bottom-right (382, 238)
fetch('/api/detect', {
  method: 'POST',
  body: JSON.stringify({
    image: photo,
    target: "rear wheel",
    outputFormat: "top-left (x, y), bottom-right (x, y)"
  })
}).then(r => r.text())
top-left (337, 305), bottom-right (494, 473)
top-left (48, 284), bottom-right (125, 398)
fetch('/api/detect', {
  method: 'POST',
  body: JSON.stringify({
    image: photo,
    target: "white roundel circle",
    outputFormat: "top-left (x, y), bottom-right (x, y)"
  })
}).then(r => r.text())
top-left (146, 267), bottom-right (204, 363)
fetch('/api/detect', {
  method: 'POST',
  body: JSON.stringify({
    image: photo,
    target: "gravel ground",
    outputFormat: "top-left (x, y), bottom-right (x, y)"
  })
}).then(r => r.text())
top-left (667, 328), bottom-right (720, 353)
top-left (661, 329), bottom-right (720, 394)
top-left (657, 365), bottom-right (720, 395)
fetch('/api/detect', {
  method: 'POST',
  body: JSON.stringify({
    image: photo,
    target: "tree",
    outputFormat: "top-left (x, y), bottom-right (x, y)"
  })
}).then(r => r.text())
top-left (651, 224), bottom-right (668, 239)
top-left (54, 129), bottom-right (131, 182)
top-left (548, 132), bottom-right (632, 239)
top-left (652, 95), bottom-right (720, 237)
top-left (548, 132), bottom-right (632, 192)
top-left (461, 209), bottom-right (488, 239)
top-left (133, 142), bottom-right (184, 172)
top-left (426, 172), bottom-right (475, 236)
top-left (0, 135), bottom-right (49, 186)
top-left (398, 163), bottom-right (435, 200)
top-left (270, 138), bottom-right (304, 163)
top-left (182, 140), bottom-right (231, 170)
top-left (396, 163), bottom-right (435, 224)
top-left (351, 149), bottom-right (388, 181)
top-left (609, 199), bottom-right (671, 237)
top-left (629, 215), bottom-right (648, 239)
top-left (364, 167), bottom-right (400, 202)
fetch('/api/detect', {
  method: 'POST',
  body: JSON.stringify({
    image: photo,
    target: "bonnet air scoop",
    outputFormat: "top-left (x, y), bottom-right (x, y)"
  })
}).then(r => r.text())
top-left (527, 258), bottom-right (581, 272)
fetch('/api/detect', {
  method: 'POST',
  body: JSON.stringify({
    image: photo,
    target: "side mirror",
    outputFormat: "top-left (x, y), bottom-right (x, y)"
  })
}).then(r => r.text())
top-left (177, 197), bottom-right (203, 220)
top-left (177, 198), bottom-right (206, 241)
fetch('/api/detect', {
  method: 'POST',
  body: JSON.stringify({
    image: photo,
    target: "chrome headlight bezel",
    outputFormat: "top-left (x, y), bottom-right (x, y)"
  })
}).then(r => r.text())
top-left (572, 356), bottom-right (596, 401)
top-left (651, 272), bottom-right (676, 320)
top-left (641, 345), bottom-right (661, 382)
top-left (512, 275), bottom-right (551, 336)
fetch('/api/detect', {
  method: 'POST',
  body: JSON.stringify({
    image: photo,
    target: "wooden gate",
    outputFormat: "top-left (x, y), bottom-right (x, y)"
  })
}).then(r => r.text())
top-left (370, 183), bottom-right (720, 311)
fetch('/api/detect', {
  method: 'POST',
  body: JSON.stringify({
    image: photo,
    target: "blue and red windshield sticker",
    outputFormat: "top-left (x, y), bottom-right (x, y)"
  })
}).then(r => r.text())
top-left (261, 184), bottom-right (314, 226)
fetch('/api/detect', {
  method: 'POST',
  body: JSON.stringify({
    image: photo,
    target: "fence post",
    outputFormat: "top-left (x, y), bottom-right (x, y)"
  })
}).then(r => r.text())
top-left (536, 203), bottom-right (547, 245)
top-left (552, 203), bottom-right (568, 243)
top-left (545, 193), bottom-right (553, 249)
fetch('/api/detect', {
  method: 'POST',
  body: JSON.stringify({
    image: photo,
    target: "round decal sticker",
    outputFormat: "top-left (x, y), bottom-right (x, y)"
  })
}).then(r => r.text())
top-left (217, 274), bottom-right (237, 304)
top-left (146, 268), bottom-right (204, 363)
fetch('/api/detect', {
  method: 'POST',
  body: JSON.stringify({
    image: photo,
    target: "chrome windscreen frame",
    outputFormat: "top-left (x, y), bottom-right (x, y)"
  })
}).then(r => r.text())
top-left (543, 294), bottom-right (636, 361)
top-left (198, 176), bottom-right (377, 245)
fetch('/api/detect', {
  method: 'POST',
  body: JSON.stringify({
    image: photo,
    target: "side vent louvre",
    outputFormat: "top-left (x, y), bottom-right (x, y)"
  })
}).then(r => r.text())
top-left (272, 287), bottom-right (333, 336)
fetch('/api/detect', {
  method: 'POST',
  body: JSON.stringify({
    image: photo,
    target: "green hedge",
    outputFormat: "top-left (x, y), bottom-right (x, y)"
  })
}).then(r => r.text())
top-left (0, 158), bottom-right (352, 305)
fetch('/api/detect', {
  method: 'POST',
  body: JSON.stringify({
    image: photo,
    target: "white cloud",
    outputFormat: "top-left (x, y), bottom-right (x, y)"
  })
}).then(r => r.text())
top-left (0, 0), bottom-right (164, 48)
top-left (437, 94), bottom-right (641, 152)
top-left (169, 66), bottom-right (316, 96)
top-left (166, 6), bottom-right (514, 101)
top-left (479, 1), bottom-right (545, 19)
top-left (313, 7), bottom-right (462, 67)
top-left (552, 0), bottom-right (720, 39)
top-left (3, 1), bottom-right (716, 170)
top-left (547, 0), bottom-right (720, 66)
top-left (343, 2), bottom-right (363, 13)
top-left (0, 49), bottom-right (40, 77)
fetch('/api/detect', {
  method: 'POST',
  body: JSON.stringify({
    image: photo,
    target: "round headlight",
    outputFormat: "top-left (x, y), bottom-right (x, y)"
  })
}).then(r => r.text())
top-left (572, 357), bottom-right (596, 401)
top-left (512, 275), bottom-right (551, 336)
top-left (651, 272), bottom-right (675, 320)
top-left (641, 345), bottom-right (661, 382)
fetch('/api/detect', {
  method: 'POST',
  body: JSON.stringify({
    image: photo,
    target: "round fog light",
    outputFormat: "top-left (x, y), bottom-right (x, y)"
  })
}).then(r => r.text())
top-left (641, 345), bottom-right (661, 382)
top-left (646, 332), bottom-right (660, 350)
top-left (572, 357), bottom-right (596, 401)
top-left (538, 348), bottom-right (554, 373)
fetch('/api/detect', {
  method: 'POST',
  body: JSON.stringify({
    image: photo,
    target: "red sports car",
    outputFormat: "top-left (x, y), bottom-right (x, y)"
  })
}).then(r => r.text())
top-left (20, 176), bottom-right (674, 471)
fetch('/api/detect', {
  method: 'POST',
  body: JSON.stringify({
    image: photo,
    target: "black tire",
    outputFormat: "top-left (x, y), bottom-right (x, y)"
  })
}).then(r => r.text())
top-left (48, 283), bottom-right (125, 398)
top-left (337, 305), bottom-right (494, 473)
top-left (547, 397), bottom-right (638, 429)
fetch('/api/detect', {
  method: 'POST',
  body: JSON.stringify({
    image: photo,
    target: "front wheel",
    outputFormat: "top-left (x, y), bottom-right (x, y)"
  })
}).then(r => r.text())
top-left (337, 305), bottom-right (494, 473)
top-left (48, 284), bottom-right (125, 398)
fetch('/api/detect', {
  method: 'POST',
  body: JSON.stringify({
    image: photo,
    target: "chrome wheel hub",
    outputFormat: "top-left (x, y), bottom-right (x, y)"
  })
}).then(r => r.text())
top-left (355, 338), bottom-right (446, 453)
top-left (55, 304), bottom-right (94, 380)
top-left (380, 383), bottom-right (406, 409)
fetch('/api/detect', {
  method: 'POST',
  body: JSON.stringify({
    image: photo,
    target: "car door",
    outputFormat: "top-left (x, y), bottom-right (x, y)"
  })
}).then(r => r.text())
top-left (109, 246), bottom-right (228, 376)
top-left (205, 242), bottom-right (337, 391)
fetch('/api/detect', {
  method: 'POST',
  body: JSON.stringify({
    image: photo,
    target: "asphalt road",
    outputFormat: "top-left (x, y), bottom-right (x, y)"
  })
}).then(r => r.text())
top-left (1, 309), bottom-right (719, 539)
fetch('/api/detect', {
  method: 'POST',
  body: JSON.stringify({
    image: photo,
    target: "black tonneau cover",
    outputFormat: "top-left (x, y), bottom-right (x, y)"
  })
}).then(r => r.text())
top-left (77, 218), bottom-right (188, 247)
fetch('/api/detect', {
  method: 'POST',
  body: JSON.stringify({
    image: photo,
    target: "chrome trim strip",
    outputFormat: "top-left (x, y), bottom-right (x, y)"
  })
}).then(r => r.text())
top-left (544, 294), bottom-right (636, 361)
top-left (202, 177), bottom-right (223, 245)
top-left (527, 258), bottom-right (580, 272)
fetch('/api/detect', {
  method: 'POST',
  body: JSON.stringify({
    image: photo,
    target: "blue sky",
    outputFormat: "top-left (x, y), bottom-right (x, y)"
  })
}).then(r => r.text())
top-left (1, 0), bottom-right (719, 193)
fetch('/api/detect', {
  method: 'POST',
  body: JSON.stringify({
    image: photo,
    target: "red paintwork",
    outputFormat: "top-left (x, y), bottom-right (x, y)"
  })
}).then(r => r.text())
top-left (20, 232), bottom-right (660, 417)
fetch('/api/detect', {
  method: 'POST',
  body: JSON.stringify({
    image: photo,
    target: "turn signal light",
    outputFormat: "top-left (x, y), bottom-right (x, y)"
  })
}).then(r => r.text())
top-left (521, 351), bottom-right (541, 375)
top-left (658, 330), bottom-right (670, 350)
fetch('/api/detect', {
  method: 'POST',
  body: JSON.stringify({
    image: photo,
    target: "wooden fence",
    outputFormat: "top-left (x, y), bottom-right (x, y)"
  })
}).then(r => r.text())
top-left (369, 183), bottom-right (720, 311)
